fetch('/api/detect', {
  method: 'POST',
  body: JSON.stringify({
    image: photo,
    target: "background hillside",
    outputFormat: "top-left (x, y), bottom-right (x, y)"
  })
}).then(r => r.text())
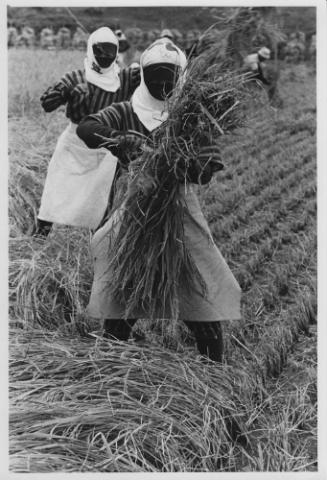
top-left (7, 6), bottom-right (316, 35)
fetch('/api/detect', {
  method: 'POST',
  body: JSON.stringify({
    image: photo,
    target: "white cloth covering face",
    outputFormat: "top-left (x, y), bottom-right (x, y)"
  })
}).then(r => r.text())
top-left (131, 41), bottom-right (187, 131)
top-left (84, 27), bottom-right (121, 92)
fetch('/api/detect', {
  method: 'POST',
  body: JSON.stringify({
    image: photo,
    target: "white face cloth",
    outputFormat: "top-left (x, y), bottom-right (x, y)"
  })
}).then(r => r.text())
top-left (84, 27), bottom-right (121, 92)
top-left (131, 41), bottom-right (187, 131)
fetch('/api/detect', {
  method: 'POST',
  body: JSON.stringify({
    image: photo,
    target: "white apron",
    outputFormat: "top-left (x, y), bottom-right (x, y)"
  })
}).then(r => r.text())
top-left (38, 122), bottom-right (117, 229)
top-left (87, 185), bottom-right (241, 322)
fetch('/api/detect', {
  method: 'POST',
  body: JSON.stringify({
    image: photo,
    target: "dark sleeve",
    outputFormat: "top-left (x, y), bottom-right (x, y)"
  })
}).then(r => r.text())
top-left (65, 82), bottom-right (91, 123)
top-left (40, 70), bottom-right (83, 112)
top-left (257, 63), bottom-right (270, 85)
top-left (76, 105), bottom-right (124, 152)
top-left (123, 66), bottom-right (141, 97)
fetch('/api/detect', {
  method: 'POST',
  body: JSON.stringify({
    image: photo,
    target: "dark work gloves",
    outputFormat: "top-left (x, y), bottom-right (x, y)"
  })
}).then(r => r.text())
top-left (77, 116), bottom-right (114, 149)
top-left (113, 133), bottom-right (145, 166)
top-left (41, 82), bottom-right (89, 117)
top-left (115, 133), bottom-right (144, 151)
top-left (76, 119), bottom-right (145, 168)
top-left (40, 83), bottom-right (70, 112)
top-left (176, 144), bottom-right (224, 185)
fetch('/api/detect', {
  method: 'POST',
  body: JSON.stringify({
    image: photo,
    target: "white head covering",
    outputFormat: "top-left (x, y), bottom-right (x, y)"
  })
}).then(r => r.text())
top-left (131, 41), bottom-right (187, 131)
top-left (84, 27), bottom-right (121, 92)
top-left (258, 47), bottom-right (271, 60)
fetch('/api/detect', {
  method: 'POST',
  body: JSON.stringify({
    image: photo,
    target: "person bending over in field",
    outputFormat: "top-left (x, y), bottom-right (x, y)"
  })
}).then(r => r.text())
top-left (76, 41), bottom-right (241, 363)
top-left (243, 46), bottom-right (280, 104)
top-left (33, 27), bottom-right (141, 238)
top-left (243, 46), bottom-right (271, 84)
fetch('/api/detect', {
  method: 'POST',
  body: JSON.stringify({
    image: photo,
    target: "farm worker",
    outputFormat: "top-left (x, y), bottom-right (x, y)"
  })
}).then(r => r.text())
top-left (243, 46), bottom-right (280, 104)
top-left (144, 29), bottom-right (157, 46)
top-left (56, 27), bottom-right (72, 50)
top-left (34, 27), bottom-right (141, 237)
top-left (184, 30), bottom-right (201, 59)
top-left (77, 41), bottom-right (241, 363)
top-left (115, 29), bottom-right (131, 68)
top-left (243, 46), bottom-right (271, 85)
top-left (171, 28), bottom-right (183, 48)
top-left (40, 27), bottom-right (55, 50)
top-left (72, 26), bottom-right (88, 50)
top-left (7, 26), bottom-right (18, 47)
top-left (16, 25), bottom-right (35, 47)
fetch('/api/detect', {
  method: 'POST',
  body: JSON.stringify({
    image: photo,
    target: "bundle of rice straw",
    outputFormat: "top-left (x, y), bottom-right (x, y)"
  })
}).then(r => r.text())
top-left (107, 38), bottom-right (252, 322)
top-left (9, 231), bottom-right (92, 330)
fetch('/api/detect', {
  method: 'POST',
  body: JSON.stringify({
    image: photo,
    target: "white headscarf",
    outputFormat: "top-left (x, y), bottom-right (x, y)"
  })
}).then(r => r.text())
top-left (131, 41), bottom-right (187, 131)
top-left (84, 27), bottom-right (121, 92)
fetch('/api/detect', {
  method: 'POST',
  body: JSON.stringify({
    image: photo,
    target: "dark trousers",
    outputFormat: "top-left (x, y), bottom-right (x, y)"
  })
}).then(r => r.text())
top-left (103, 318), bottom-right (224, 363)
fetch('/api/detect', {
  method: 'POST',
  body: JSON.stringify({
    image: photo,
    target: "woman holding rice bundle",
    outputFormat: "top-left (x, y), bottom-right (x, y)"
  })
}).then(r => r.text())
top-left (77, 40), bottom-right (242, 363)
top-left (34, 27), bottom-right (140, 237)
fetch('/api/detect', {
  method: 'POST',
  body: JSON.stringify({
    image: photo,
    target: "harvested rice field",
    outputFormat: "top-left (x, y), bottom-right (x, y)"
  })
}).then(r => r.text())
top-left (8, 49), bottom-right (317, 472)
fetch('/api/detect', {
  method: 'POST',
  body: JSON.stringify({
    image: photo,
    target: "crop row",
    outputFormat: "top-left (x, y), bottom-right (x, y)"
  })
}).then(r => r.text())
top-left (209, 174), bottom-right (316, 255)
top-left (233, 201), bottom-right (316, 293)
top-left (204, 169), bottom-right (313, 235)
top-left (204, 139), bottom-right (315, 214)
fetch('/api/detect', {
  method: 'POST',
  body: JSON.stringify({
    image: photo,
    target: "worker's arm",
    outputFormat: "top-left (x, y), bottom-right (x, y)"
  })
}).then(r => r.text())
top-left (174, 144), bottom-right (224, 185)
top-left (40, 69), bottom-right (85, 112)
top-left (77, 103), bottom-right (143, 164)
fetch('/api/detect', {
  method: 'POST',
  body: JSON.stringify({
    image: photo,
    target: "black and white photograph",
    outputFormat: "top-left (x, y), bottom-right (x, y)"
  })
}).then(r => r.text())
top-left (3, 0), bottom-right (326, 476)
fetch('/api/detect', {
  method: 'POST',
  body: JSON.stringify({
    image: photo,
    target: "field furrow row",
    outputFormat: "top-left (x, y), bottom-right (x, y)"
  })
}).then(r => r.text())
top-left (209, 174), bottom-right (316, 250)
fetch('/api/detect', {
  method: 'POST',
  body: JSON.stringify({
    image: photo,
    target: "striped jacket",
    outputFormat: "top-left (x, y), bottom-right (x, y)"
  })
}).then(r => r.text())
top-left (77, 101), bottom-right (220, 188)
top-left (40, 67), bottom-right (140, 124)
top-left (77, 101), bottom-right (150, 222)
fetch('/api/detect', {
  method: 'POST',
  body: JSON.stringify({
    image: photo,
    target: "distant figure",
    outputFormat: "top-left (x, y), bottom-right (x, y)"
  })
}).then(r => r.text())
top-left (285, 33), bottom-right (305, 63)
top-left (7, 26), bottom-right (18, 47)
top-left (276, 33), bottom-right (288, 60)
top-left (243, 46), bottom-right (271, 84)
top-left (56, 27), bottom-right (72, 49)
top-left (171, 28), bottom-right (183, 47)
top-left (243, 47), bottom-right (281, 105)
top-left (40, 27), bottom-right (55, 50)
top-left (152, 29), bottom-right (161, 43)
top-left (146, 29), bottom-right (157, 46)
top-left (126, 27), bottom-right (143, 49)
top-left (16, 26), bottom-right (35, 47)
top-left (115, 29), bottom-right (131, 68)
top-left (117, 28), bottom-right (142, 67)
top-left (309, 34), bottom-right (316, 60)
top-left (72, 26), bottom-right (88, 50)
top-left (184, 31), bottom-right (199, 58)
